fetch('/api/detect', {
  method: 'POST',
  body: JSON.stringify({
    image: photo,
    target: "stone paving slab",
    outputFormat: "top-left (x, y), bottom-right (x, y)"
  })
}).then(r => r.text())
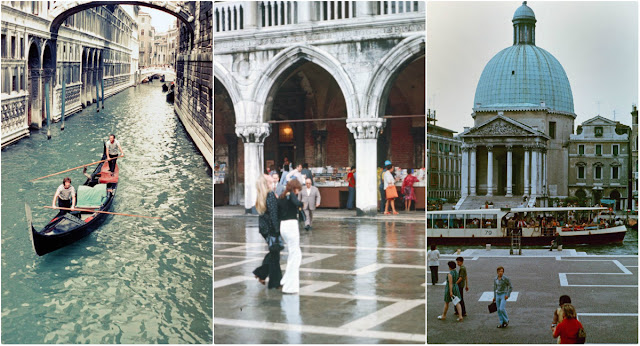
top-left (427, 255), bottom-right (638, 344)
top-left (214, 218), bottom-right (426, 344)
top-left (214, 205), bottom-right (426, 223)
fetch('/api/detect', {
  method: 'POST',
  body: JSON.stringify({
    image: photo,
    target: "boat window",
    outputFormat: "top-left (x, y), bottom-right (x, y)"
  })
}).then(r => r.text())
top-left (465, 214), bottom-right (482, 228)
top-left (428, 214), bottom-right (433, 228)
top-left (482, 214), bottom-right (497, 228)
top-left (449, 214), bottom-right (465, 228)
top-left (433, 214), bottom-right (449, 229)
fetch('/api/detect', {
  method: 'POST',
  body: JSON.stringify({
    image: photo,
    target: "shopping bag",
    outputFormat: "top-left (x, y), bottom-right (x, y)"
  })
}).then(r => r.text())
top-left (385, 185), bottom-right (398, 199)
top-left (451, 296), bottom-right (461, 306)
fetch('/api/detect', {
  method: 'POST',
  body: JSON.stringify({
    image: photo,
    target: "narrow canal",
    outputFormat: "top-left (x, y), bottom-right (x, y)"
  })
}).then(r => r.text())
top-left (1, 83), bottom-right (212, 343)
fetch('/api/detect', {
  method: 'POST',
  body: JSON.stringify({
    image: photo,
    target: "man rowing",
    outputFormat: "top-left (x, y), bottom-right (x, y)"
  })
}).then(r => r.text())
top-left (52, 177), bottom-right (76, 214)
top-left (105, 134), bottom-right (124, 176)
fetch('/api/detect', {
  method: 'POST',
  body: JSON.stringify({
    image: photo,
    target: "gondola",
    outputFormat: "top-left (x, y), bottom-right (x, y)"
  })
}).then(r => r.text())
top-left (25, 147), bottom-right (119, 256)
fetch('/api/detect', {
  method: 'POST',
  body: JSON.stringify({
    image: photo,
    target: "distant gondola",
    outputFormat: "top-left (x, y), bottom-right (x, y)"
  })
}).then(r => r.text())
top-left (162, 83), bottom-right (168, 92)
top-left (26, 146), bottom-right (119, 256)
top-left (166, 90), bottom-right (174, 103)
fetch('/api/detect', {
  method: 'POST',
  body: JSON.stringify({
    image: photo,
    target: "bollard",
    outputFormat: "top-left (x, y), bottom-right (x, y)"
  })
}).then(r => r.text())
top-left (558, 245), bottom-right (562, 251)
top-left (45, 82), bottom-right (51, 140)
top-left (486, 244), bottom-right (491, 251)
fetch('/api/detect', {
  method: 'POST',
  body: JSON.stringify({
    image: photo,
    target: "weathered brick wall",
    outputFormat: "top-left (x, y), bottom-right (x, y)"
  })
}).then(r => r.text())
top-left (175, 1), bottom-right (213, 167)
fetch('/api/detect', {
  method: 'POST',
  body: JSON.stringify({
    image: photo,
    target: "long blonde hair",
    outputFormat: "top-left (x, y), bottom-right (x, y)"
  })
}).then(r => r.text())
top-left (255, 175), bottom-right (271, 215)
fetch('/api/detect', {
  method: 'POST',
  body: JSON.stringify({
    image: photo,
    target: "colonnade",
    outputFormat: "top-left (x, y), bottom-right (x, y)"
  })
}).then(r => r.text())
top-left (461, 144), bottom-right (547, 197)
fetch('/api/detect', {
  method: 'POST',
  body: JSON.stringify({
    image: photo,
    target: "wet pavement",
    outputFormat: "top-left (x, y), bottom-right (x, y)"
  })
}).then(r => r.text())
top-left (214, 218), bottom-right (425, 343)
top-left (427, 251), bottom-right (638, 344)
top-left (214, 205), bottom-right (426, 223)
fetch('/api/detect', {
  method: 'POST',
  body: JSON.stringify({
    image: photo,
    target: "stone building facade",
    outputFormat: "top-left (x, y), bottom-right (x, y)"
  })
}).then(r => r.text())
top-left (568, 115), bottom-right (631, 210)
top-left (175, 1), bottom-right (213, 167)
top-left (632, 105), bottom-right (638, 209)
top-left (153, 24), bottom-right (178, 67)
top-left (427, 110), bottom-right (461, 200)
top-left (214, 1), bottom-right (425, 214)
top-left (1, 1), bottom-right (138, 147)
top-left (137, 11), bottom-right (154, 68)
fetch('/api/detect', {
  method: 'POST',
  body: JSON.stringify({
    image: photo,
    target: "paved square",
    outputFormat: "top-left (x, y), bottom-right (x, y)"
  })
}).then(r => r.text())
top-left (214, 218), bottom-right (425, 343)
top-left (427, 252), bottom-right (638, 344)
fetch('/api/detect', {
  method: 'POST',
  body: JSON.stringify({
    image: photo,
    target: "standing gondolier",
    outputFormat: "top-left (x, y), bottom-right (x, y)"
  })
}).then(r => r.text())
top-left (105, 134), bottom-right (124, 176)
top-left (52, 177), bottom-right (76, 214)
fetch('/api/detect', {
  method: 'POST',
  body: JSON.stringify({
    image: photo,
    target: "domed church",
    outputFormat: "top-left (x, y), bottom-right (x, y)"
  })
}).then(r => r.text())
top-left (458, 1), bottom-right (574, 208)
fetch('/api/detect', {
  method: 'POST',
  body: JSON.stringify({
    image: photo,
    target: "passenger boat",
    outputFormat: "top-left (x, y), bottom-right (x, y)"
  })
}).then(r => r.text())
top-left (25, 148), bottom-right (119, 256)
top-left (427, 207), bottom-right (627, 246)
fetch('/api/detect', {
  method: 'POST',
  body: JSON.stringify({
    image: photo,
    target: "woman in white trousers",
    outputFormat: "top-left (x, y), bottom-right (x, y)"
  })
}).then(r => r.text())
top-left (278, 179), bottom-right (303, 293)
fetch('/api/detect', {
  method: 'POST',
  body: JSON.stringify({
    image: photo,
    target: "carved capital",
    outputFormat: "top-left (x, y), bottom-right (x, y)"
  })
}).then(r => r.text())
top-left (506, 145), bottom-right (513, 152)
top-left (346, 118), bottom-right (386, 140)
top-left (486, 145), bottom-right (493, 152)
top-left (235, 123), bottom-right (271, 143)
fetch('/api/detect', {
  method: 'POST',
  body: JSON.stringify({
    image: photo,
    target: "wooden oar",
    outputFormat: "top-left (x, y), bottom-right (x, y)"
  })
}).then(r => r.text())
top-left (44, 206), bottom-right (161, 220)
top-left (29, 157), bottom-right (117, 182)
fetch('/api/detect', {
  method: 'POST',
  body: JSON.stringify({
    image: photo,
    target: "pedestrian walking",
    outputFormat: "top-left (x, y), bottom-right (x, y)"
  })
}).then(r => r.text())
top-left (493, 266), bottom-right (512, 328)
top-left (300, 163), bottom-right (314, 185)
top-left (346, 166), bottom-right (356, 210)
top-left (428, 244), bottom-right (440, 285)
top-left (298, 178), bottom-right (321, 231)
top-left (553, 304), bottom-right (585, 344)
top-left (383, 161), bottom-right (399, 215)
top-left (278, 179), bottom-right (303, 294)
top-left (552, 295), bottom-right (572, 343)
top-left (402, 169), bottom-right (420, 212)
top-left (454, 257), bottom-right (468, 317)
top-left (437, 261), bottom-right (463, 321)
top-left (252, 175), bottom-right (283, 289)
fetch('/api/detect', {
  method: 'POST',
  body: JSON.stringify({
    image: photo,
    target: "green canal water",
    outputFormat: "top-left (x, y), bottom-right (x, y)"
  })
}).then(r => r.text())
top-left (1, 83), bottom-right (212, 343)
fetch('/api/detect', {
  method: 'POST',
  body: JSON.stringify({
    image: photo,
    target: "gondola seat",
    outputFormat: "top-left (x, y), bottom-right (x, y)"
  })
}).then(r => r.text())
top-left (76, 184), bottom-right (108, 208)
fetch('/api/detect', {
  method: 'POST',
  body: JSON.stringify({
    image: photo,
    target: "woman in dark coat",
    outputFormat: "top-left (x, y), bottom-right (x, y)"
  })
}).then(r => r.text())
top-left (252, 175), bottom-right (283, 289)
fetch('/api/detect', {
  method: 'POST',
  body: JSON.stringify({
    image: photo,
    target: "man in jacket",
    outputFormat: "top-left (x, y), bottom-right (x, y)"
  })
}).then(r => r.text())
top-left (298, 178), bottom-right (321, 230)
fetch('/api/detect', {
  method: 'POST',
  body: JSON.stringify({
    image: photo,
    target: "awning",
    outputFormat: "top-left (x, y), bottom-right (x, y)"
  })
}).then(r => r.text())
top-left (600, 199), bottom-right (616, 205)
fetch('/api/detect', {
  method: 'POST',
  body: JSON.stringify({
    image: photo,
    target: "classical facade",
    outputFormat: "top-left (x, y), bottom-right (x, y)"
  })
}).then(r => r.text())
top-left (153, 24), bottom-right (178, 67)
top-left (458, 2), bottom-right (574, 208)
top-left (1, 1), bottom-right (138, 147)
top-left (427, 110), bottom-right (461, 200)
top-left (214, 1), bottom-right (425, 214)
top-left (568, 116), bottom-right (631, 210)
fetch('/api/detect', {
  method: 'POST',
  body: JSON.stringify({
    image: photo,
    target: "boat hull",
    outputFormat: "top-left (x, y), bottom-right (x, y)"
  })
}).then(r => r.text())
top-left (428, 229), bottom-right (626, 246)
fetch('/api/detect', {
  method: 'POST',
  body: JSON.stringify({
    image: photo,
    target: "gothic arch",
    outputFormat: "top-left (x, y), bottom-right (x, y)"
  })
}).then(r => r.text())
top-left (214, 61), bottom-right (242, 114)
top-left (364, 35), bottom-right (425, 118)
top-left (251, 44), bottom-right (359, 124)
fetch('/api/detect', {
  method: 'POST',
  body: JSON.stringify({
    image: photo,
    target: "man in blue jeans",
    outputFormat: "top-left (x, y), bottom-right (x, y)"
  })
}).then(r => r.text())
top-left (346, 166), bottom-right (355, 210)
top-left (493, 266), bottom-right (512, 328)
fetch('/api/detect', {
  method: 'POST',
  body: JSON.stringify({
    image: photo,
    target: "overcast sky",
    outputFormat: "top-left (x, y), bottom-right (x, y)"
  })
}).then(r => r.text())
top-left (427, 1), bottom-right (638, 134)
top-left (122, 6), bottom-right (177, 33)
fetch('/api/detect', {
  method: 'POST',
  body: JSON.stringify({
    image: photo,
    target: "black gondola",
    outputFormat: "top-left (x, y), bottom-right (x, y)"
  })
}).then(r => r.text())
top-left (26, 147), bottom-right (119, 256)
top-left (166, 90), bottom-right (174, 103)
top-left (162, 83), bottom-right (168, 92)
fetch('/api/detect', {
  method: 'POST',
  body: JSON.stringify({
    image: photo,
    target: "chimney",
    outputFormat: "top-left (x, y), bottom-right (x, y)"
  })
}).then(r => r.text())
top-left (540, 101), bottom-right (546, 107)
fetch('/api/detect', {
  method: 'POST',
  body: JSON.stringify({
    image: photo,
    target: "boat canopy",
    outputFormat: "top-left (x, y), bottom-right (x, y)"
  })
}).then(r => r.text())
top-left (76, 184), bottom-right (107, 208)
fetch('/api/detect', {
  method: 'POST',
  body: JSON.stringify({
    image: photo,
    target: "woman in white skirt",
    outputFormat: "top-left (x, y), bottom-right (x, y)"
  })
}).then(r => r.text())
top-left (278, 179), bottom-right (303, 294)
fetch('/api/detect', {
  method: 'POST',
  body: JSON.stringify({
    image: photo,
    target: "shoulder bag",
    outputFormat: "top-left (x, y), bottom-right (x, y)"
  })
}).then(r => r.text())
top-left (576, 327), bottom-right (586, 344)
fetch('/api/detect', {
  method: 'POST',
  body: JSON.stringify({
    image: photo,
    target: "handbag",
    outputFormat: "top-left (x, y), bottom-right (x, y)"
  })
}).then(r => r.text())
top-left (488, 302), bottom-right (497, 313)
top-left (298, 208), bottom-right (306, 222)
top-left (576, 327), bottom-right (586, 344)
top-left (451, 295), bottom-right (461, 306)
top-left (385, 185), bottom-right (398, 199)
top-left (267, 235), bottom-right (284, 252)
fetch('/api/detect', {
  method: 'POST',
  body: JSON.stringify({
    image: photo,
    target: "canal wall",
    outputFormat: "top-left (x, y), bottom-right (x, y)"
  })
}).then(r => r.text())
top-left (175, 1), bottom-right (213, 168)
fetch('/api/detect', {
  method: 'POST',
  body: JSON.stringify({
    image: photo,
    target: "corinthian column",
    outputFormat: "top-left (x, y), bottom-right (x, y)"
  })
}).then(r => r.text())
top-left (469, 145), bottom-right (477, 196)
top-left (486, 145), bottom-right (493, 196)
top-left (236, 122), bottom-right (271, 213)
top-left (461, 144), bottom-right (469, 197)
top-left (506, 145), bottom-right (513, 197)
top-left (346, 118), bottom-right (386, 216)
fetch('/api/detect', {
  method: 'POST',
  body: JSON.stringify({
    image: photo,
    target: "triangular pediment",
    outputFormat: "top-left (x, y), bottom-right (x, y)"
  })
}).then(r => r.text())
top-left (582, 115), bottom-right (618, 126)
top-left (460, 115), bottom-right (548, 138)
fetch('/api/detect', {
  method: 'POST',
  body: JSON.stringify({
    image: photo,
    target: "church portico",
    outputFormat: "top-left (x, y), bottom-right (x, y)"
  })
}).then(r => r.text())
top-left (459, 115), bottom-right (550, 198)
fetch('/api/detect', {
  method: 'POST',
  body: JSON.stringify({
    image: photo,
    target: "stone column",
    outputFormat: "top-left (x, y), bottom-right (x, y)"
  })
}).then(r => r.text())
top-left (486, 145), bottom-right (493, 196)
top-left (346, 118), bottom-right (385, 216)
top-left (531, 146), bottom-right (538, 196)
top-left (470, 145), bottom-right (477, 196)
top-left (355, 1), bottom-right (375, 16)
top-left (537, 149), bottom-right (543, 194)
top-left (542, 149), bottom-right (547, 195)
top-left (236, 123), bottom-right (271, 213)
top-left (524, 147), bottom-right (530, 196)
top-left (461, 145), bottom-right (469, 197)
top-left (506, 145), bottom-right (513, 197)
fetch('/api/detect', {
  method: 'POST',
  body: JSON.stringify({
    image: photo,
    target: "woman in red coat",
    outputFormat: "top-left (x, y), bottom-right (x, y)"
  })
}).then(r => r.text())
top-left (553, 304), bottom-right (584, 344)
top-left (402, 169), bottom-right (420, 212)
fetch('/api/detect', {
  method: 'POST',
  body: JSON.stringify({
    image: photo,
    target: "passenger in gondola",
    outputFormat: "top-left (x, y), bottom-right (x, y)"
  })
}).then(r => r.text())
top-left (52, 177), bottom-right (76, 215)
top-left (105, 134), bottom-right (124, 176)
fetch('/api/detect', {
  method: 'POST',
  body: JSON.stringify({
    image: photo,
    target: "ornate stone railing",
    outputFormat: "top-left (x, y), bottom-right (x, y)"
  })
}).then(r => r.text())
top-left (1, 93), bottom-right (29, 147)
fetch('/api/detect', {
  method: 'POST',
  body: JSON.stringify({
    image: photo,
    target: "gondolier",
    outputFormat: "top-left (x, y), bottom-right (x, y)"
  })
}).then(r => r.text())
top-left (52, 177), bottom-right (76, 214)
top-left (105, 134), bottom-right (124, 176)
